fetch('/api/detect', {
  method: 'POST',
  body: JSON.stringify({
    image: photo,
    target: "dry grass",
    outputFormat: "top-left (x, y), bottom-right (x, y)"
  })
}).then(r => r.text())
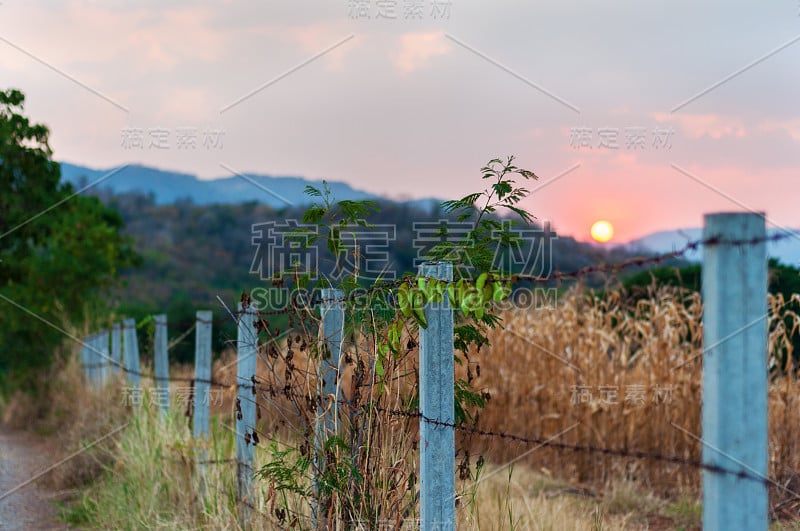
top-left (5, 283), bottom-right (800, 528)
top-left (471, 284), bottom-right (800, 517)
top-left (62, 396), bottom-right (687, 530)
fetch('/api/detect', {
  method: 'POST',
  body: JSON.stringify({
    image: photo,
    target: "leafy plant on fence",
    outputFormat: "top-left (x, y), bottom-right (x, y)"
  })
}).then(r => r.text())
top-left (253, 157), bottom-right (538, 527)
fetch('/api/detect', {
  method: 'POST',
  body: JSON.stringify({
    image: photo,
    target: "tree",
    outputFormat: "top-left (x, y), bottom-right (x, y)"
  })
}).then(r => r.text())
top-left (0, 88), bottom-right (138, 382)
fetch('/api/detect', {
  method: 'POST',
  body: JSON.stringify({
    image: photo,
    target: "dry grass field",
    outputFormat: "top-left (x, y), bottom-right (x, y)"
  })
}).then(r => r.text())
top-left (5, 283), bottom-right (800, 529)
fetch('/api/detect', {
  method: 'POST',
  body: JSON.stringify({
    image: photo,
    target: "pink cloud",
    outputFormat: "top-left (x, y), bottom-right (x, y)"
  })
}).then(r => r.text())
top-left (394, 32), bottom-right (450, 73)
top-left (756, 119), bottom-right (800, 142)
top-left (654, 112), bottom-right (746, 139)
top-left (279, 24), bottom-right (358, 71)
top-left (1, 4), bottom-right (230, 75)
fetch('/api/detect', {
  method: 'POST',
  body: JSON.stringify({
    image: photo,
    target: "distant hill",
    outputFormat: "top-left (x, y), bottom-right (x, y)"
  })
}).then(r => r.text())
top-left (624, 228), bottom-right (800, 266)
top-left (95, 190), bottom-right (667, 361)
top-left (59, 162), bottom-right (441, 210)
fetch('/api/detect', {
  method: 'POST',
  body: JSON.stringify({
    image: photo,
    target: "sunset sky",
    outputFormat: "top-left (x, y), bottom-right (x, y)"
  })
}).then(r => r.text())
top-left (1, 1), bottom-right (798, 242)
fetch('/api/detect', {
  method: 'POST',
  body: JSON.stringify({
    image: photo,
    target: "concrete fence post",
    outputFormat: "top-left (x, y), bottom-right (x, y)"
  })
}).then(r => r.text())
top-left (194, 310), bottom-right (213, 436)
top-left (236, 302), bottom-right (258, 527)
top-left (418, 261), bottom-right (455, 530)
top-left (702, 212), bottom-right (768, 531)
top-left (314, 288), bottom-right (344, 527)
top-left (98, 329), bottom-right (110, 387)
top-left (111, 322), bottom-right (122, 376)
top-left (80, 334), bottom-right (91, 383)
top-left (89, 333), bottom-right (100, 388)
top-left (194, 310), bottom-right (213, 493)
top-left (123, 318), bottom-right (141, 390)
top-left (154, 314), bottom-right (170, 415)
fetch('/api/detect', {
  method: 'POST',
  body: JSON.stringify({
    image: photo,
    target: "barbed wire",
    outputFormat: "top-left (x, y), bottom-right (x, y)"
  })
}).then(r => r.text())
top-left (76, 230), bottom-right (796, 509)
top-left (83, 230), bottom-right (792, 401)
top-left (159, 456), bottom-right (238, 465)
top-left (233, 382), bottom-right (797, 496)
top-left (77, 232), bottom-right (796, 349)
top-left (369, 404), bottom-right (789, 489)
top-left (512, 232), bottom-right (790, 284)
top-left (81, 355), bottom-right (800, 522)
top-left (82, 231), bottom-right (791, 340)
top-left (253, 231), bottom-right (792, 308)
top-left (81, 360), bottom-right (231, 389)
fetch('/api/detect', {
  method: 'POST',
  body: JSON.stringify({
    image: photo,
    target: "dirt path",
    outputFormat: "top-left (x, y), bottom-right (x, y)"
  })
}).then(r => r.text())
top-left (0, 428), bottom-right (65, 530)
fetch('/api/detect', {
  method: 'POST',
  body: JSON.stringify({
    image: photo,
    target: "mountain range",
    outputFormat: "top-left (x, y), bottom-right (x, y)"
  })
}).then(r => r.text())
top-left (59, 162), bottom-right (439, 211)
top-left (61, 162), bottom-right (800, 266)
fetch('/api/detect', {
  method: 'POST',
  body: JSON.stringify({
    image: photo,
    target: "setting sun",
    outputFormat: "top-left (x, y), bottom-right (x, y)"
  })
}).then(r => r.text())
top-left (590, 220), bottom-right (614, 243)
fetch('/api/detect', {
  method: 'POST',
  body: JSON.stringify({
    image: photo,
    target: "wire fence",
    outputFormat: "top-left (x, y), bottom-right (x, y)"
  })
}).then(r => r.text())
top-left (76, 223), bottom-right (799, 529)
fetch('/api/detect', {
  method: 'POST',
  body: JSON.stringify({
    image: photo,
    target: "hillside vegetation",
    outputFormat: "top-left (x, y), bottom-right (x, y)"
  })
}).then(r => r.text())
top-left (93, 189), bottom-right (672, 363)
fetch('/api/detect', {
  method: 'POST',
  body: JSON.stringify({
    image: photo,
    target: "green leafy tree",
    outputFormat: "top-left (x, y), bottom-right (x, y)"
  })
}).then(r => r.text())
top-left (0, 88), bottom-right (138, 382)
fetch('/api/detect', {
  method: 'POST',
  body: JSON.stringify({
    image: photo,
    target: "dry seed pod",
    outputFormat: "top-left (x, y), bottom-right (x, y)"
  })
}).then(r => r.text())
top-left (240, 291), bottom-right (251, 307)
top-left (459, 462), bottom-right (470, 480)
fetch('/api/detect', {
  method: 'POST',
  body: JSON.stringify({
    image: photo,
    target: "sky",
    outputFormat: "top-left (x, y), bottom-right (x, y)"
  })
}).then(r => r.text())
top-left (1, 0), bottom-right (798, 242)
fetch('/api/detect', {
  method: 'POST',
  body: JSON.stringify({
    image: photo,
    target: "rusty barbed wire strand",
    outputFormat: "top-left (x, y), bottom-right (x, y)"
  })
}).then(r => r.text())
top-left (83, 359), bottom-right (232, 389)
top-left (367, 403), bottom-right (794, 494)
top-left (159, 456), bottom-right (238, 465)
top-left (235, 380), bottom-right (796, 495)
top-left (79, 232), bottom-right (795, 511)
top-left (511, 232), bottom-right (789, 284)
top-left (84, 232), bottom-right (794, 335)
top-left (305, 232), bottom-right (792, 306)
